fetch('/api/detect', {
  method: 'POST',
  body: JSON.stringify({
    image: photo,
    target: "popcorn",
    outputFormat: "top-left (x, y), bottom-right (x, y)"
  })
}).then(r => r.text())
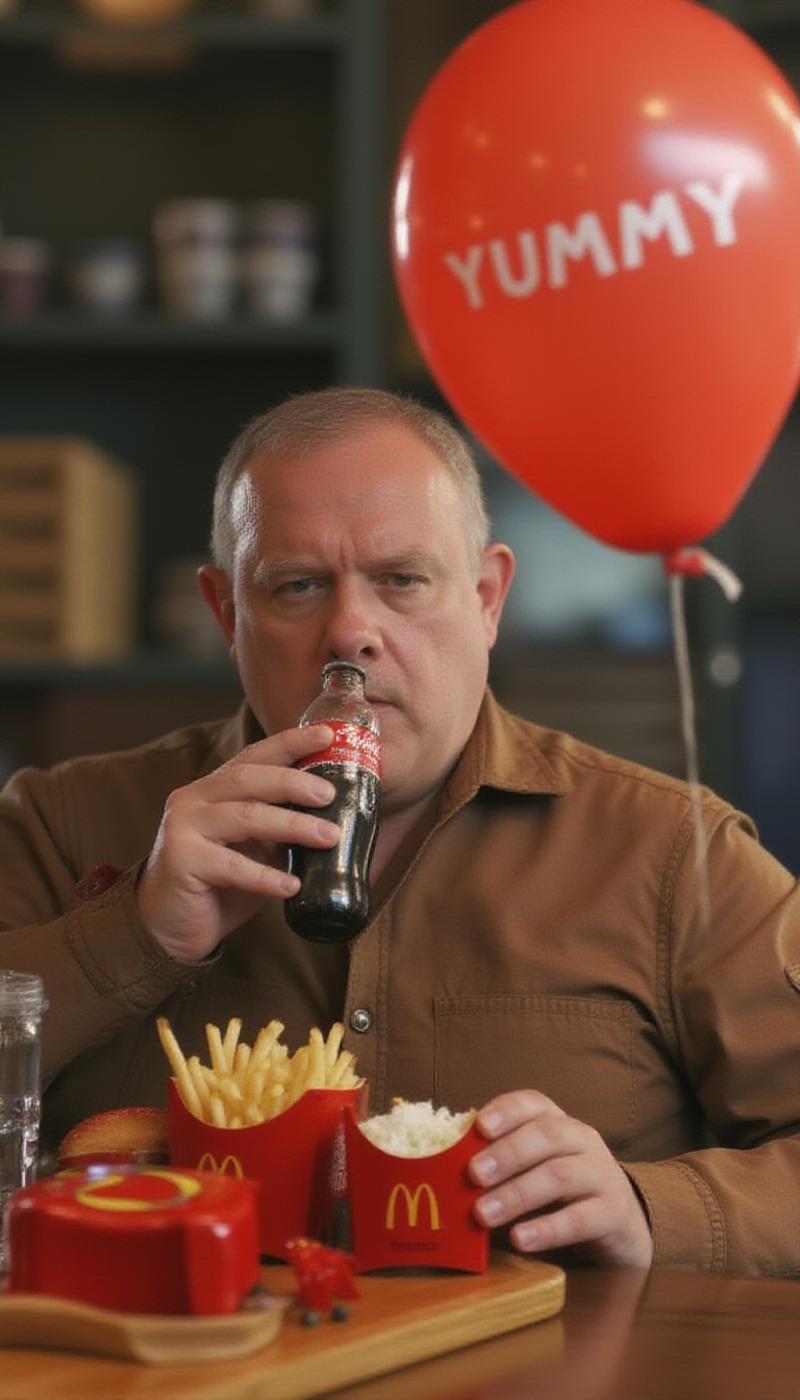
top-left (358, 1099), bottom-right (477, 1157)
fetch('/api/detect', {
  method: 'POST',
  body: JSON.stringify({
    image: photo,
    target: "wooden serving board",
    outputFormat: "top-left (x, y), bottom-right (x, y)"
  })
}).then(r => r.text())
top-left (0, 1252), bottom-right (565, 1400)
top-left (0, 1291), bottom-right (288, 1365)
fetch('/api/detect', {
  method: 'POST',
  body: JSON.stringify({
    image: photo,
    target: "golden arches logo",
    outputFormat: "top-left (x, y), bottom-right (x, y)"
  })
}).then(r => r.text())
top-left (385, 1182), bottom-right (441, 1231)
top-left (75, 1169), bottom-right (203, 1213)
top-left (196, 1151), bottom-right (244, 1178)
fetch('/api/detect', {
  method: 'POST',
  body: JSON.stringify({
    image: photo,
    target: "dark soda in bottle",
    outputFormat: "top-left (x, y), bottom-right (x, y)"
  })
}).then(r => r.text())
top-left (285, 660), bottom-right (381, 943)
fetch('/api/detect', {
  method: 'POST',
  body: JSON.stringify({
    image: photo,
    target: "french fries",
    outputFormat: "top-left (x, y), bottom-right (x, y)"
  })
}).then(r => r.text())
top-left (156, 1016), bottom-right (360, 1129)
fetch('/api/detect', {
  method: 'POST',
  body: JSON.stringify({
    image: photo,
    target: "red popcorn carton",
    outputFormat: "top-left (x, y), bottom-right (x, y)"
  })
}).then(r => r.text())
top-left (168, 1078), bottom-right (362, 1260)
top-left (344, 1107), bottom-right (489, 1273)
top-left (6, 1166), bottom-right (260, 1316)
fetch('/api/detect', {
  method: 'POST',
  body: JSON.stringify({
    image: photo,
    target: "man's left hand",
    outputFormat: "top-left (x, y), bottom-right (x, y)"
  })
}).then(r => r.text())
top-left (469, 1089), bottom-right (653, 1268)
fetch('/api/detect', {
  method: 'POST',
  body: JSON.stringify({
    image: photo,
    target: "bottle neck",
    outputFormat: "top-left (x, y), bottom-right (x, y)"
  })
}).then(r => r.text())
top-left (322, 663), bottom-right (365, 699)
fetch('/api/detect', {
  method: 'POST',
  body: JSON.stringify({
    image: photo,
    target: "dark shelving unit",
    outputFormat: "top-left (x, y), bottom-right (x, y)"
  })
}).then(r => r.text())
top-left (0, 0), bottom-right (388, 770)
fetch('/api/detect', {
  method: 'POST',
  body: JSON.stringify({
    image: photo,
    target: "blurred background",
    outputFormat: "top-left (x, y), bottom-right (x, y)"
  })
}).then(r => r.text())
top-left (0, 0), bottom-right (797, 873)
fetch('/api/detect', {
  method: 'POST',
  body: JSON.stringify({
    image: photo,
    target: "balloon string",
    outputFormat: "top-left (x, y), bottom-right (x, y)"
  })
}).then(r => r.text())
top-left (668, 573), bottom-right (711, 932)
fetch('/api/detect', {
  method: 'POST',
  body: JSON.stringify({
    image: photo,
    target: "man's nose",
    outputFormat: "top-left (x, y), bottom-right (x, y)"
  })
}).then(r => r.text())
top-left (322, 581), bottom-right (383, 662)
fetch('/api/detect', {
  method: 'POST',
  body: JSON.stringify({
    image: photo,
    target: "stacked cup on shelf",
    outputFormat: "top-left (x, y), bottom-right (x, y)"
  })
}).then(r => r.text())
top-left (153, 197), bottom-right (318, 321)
top-left (153, 198), bottom-right (240, 321)
top-left (0, 237), bottom-right (51, 317)
top-left (241, 199), bottom-right (318, 321)
top-left (67, 239), bottom-right (147, 316)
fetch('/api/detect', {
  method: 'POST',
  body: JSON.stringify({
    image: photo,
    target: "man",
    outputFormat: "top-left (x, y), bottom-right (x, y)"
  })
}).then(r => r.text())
top-left (2, 387), bottom-right (799, 1275)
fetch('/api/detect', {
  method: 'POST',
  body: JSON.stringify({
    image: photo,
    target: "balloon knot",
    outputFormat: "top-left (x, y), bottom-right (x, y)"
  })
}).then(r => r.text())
top-left (662, 548), bottom-right (742, 602)
top-left (664, 549), bottom-right (705, 579)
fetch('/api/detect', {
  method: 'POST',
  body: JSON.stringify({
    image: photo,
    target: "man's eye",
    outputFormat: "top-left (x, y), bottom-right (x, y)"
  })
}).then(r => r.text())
top-left (276, 578), bottom-right (319, 597)
top-left (385, 573), bottom-right (421, 589)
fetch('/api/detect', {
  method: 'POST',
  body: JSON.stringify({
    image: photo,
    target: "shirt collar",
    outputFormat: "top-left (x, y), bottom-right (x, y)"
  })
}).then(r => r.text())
top-left (440, 688), bottom-right (572, 815)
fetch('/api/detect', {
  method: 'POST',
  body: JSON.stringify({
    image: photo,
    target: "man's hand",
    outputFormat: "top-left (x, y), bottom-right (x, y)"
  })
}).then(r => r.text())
top-left (137, 724), bottom-right (341, 962)
top-left (469, 1090), bottom-right (653, 1268)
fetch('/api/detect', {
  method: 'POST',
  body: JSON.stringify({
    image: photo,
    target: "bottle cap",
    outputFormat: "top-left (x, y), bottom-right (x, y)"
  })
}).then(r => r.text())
top-left (0, 970), bottom-right (48, 1017)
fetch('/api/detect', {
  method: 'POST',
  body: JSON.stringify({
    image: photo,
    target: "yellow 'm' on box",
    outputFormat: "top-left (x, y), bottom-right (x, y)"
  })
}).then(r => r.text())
top-left (0, 436), bottom-right (137, 661)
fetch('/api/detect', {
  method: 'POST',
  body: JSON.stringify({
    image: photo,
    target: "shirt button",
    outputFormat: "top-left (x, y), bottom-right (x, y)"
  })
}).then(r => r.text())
top-left (349, 1008), bottom-right (372, 1034)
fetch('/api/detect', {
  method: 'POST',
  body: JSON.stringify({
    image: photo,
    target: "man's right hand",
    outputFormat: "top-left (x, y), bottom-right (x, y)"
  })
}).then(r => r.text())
top-left (136, 724), bottom-right (340, 962)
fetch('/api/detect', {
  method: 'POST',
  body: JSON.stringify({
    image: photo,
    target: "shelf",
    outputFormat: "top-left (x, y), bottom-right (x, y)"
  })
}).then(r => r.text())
top-left (0, 652), bottom-right (239, 688)
top-left (0, 8), bottom-right (343, 50)
top-left (0, 310), bottom-right (343, 350)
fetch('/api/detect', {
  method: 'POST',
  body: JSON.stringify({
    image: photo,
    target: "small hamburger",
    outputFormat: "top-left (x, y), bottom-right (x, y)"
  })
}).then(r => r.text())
top-left (58, 1107), bottom-right (169, 1170)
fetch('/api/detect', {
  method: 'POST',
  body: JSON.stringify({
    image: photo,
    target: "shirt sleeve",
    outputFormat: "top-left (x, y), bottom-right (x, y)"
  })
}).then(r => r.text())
top-left (623, 809), bottom-right (800, 1275)
top-left (0, 765), bottom-right (196, 1085)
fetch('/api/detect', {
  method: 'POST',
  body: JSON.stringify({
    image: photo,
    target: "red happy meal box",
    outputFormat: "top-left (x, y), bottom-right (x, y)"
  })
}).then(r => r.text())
top-left (169, 1079), bottom-right (362, 1260)
top-left (344, 1104), bottom-right (489, 1273)
top-left (6, 1166), bottom-right (260, 1315)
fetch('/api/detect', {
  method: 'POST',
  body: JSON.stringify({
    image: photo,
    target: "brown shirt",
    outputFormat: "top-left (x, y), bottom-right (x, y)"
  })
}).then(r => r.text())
top-left (1, 691), bottom-right (799, 1276)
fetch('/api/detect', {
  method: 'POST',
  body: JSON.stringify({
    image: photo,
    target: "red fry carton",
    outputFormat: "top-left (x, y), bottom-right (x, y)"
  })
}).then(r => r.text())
top-left (6, 1166), bottom-right (260, 1315)
top-left (344, 1107), bottom-right (489, 1273)
top-left (168, 1079), bottom-right (361, 1260)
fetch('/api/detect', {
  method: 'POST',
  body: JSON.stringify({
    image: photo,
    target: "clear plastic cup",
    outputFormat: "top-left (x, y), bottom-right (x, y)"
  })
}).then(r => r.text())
top-left (0, 971), bottom-right (48, 1274)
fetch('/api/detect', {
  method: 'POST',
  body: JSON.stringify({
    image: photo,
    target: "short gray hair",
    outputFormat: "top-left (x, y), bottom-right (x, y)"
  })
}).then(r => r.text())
top-left (211, 386), bottom-right (491, 573)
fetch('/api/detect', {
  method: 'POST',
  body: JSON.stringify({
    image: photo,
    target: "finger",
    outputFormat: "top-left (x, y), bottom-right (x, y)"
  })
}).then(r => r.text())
top-left (473, 1149), bottom-right (601, 1230)
top-left (476, 1089), bottom-right (567, 1141)
top-left (470, 1114), bottom-right (588, 1188)
top-left (509, 1197), bottom-right (606, 1255)
top-left (194, 799), bottom-right (340, 850)
top-left (227, 725), bottom-right (335, 774)
top-left (203, 759), bottom-right (338, 812)
top-left (188, 838), bottom-right (305, 899)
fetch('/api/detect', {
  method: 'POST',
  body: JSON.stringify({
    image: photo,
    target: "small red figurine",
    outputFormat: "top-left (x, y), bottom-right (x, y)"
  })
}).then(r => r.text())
top-left (285, 1236), bottom-right (359, 1325)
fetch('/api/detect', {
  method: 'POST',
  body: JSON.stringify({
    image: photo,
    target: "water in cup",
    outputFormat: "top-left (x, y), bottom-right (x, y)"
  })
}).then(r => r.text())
top-left (0, 971), bottom-right (47, 1273)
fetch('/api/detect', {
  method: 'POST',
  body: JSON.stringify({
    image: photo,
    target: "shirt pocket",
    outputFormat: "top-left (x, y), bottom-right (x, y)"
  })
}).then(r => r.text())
top-left (434, 993), bottom-right (636, 1156)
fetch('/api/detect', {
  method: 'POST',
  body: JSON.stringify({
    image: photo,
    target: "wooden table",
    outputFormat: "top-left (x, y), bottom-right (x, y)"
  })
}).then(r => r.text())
top-left (1, 1265), bottom-right (798, 1400)
top-left (344, 1265), bottom-right (799, 1400)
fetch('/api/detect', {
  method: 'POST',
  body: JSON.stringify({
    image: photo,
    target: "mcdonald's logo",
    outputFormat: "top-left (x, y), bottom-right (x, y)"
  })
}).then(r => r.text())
top-left (76, 1169), bottom-right (202, 1213)
top-left (196, 1151), bottom-right (244, 1178)
top-left (385, 1182), bottom-right (442, 1231)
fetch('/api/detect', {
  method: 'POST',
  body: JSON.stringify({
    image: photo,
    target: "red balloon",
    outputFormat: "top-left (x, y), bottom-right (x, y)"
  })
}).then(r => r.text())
top-left (392, 0), bottom-right (800, 553)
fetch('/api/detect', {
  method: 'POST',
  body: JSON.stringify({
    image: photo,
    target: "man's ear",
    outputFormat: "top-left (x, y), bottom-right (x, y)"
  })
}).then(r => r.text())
top-left (197, 564), bottom-right (237, 657)
top-left (476, 543), bottom-right (516, 649)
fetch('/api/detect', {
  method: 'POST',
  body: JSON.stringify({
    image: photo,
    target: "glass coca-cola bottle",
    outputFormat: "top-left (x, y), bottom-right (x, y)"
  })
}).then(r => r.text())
top-left (285, 660), bottom-right (381, 943)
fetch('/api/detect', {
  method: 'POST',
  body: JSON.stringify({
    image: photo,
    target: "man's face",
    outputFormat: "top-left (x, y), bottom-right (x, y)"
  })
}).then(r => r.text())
top-left (203, 421), bottom-right (513, 815)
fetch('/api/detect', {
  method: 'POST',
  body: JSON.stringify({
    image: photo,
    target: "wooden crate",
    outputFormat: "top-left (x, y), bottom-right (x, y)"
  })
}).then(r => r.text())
top-left (0, 437), bottom-right (137, 661)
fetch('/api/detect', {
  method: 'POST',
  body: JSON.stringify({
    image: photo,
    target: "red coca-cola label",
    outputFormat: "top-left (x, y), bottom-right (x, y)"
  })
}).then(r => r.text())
top-left (296, 720), bottom-right (381, 778)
